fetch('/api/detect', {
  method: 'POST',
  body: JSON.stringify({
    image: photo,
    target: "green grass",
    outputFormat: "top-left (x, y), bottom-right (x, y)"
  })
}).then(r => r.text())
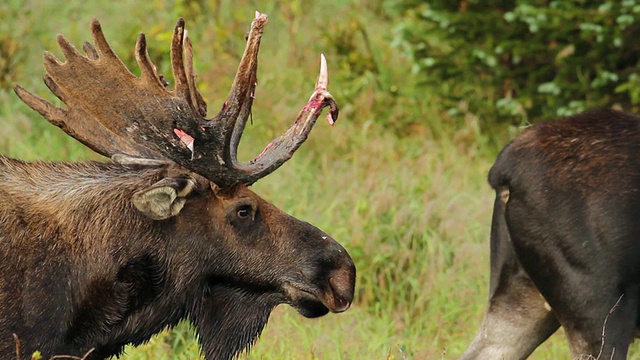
top-left (3, 0), bottom-right (640, 359)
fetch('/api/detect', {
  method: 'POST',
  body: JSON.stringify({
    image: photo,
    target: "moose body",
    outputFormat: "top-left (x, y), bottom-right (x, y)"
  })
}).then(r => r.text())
top-left (4, 13), bottom-right (354, 360)
top-left (462, 109), bottom-right (640, 359)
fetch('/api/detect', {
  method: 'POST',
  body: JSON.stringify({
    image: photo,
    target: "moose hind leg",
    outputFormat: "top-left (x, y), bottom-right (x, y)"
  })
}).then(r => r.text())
top-left (558, 285), bottom-right (638, 360)
top-left (461, 187), bottom-right (559, 359)
top-left (460, 269), bottom-right (560, 360)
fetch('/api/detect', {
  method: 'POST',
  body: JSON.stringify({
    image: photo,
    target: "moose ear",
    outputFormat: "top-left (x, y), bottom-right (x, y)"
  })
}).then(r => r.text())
top-left (132, 177), bottom-right (197, 220)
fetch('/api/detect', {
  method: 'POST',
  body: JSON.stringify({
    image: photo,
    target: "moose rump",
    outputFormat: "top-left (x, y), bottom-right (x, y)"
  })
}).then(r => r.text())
top-left (462, 109), bottom-right (640, 360)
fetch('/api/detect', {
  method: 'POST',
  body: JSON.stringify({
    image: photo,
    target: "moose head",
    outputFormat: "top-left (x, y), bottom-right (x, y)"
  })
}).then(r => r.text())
top-left (5, 12), bottom-right (355, 360)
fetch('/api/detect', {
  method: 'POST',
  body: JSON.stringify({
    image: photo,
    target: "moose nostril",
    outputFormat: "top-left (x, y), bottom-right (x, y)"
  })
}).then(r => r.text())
top-left (328, 274), bottom-right (354, 313)
top-left (332, 293), bottom-right (350, 313)
top-left (323, 245), bottom-right (356, 313)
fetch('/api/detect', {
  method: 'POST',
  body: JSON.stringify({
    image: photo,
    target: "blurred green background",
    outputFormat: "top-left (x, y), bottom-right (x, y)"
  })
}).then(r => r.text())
top-left (3, 0), bottom-right (640, 359)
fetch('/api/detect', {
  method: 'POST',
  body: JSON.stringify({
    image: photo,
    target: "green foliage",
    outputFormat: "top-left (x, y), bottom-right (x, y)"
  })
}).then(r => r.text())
top-left (392, 0), bottom-right (640, 128)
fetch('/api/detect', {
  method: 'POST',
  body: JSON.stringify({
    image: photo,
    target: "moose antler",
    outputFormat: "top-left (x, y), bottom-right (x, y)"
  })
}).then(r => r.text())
top-left (13, 12), bottom-right (339, 187)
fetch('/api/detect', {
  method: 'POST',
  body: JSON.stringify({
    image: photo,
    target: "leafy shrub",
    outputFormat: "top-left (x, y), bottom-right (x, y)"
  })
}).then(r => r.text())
top-left (391, 0), bottom-right (640, 128)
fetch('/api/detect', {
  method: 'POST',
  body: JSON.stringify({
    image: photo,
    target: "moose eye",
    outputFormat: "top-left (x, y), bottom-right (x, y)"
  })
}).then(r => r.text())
top-left (236, 205), bottom-right (252, 219)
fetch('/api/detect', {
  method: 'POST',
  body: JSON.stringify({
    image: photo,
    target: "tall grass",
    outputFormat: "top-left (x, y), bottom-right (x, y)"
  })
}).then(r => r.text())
top-left (2, 0), bottom-right (639, 359)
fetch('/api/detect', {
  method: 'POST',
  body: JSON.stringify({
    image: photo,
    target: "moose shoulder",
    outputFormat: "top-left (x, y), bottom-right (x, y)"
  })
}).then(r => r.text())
top-left (462, 109), bottom-right (640, 359)
top-left (3, 13), bottom-right (355, 360)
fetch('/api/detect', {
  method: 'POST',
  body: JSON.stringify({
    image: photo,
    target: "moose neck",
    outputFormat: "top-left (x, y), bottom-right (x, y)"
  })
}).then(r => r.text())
top-left (0, 156), bottom-right (158, 233)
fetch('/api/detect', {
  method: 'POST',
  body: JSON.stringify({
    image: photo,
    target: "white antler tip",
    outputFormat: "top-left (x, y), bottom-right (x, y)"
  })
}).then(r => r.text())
top-left (316, 54), bottom-right (328, 90)
top-left (254, 11), bottom-right (267, 21)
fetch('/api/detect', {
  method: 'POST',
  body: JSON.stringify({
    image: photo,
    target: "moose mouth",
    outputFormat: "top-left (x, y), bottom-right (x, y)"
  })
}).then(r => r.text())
top-left (290, 296), bottom-right (330, 318)
top-left (283, 280), bottom-right (352, 319)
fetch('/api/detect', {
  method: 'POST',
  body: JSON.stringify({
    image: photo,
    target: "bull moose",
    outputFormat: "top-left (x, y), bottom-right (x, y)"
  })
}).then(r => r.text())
top-left (461, 109), bottom-right (640, 359)
top-left (2, 12), bottom-right (355, 360)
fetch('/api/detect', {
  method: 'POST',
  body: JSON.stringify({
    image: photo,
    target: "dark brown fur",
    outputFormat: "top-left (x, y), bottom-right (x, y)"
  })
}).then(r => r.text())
top-left (462, 109), bottom-right (640, 359)
top-left (0, 156), bottom-right (355, 359)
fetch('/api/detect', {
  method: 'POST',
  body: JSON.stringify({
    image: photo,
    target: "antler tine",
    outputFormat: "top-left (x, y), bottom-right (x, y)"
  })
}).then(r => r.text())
top-left (82, 41), bottom-right (99, 60)
top-left (43, 73), bottom-right (69, 103)
top-left (134, 34), bottom-right (166, 89)
top-left (227, 69), bottom-right (256, 166)
top-left (183, 32), bottom-right (208, 117)
top-left (89, 18), bottom-right (121, 62)
top-left (223, 12), bottom-right (264, 168)
top-left (230, 54), bottom-right (339, 185)
top-left (170, 19), bottom-right (193, 107)
top-left (13, 83), bottom-right (67, 131)
top-left (56, 34), bottom-right (84, 63)
top-left (207, 12), bottom-right (265, 137)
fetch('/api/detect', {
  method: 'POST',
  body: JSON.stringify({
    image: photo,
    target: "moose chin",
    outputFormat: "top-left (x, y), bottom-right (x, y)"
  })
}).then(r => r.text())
top-left (3, 11), bottom-right (355, 360)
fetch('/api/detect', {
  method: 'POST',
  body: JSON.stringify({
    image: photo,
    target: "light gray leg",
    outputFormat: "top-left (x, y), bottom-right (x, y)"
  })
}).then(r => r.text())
top-left (461, 274), bottom-right (559, 360)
